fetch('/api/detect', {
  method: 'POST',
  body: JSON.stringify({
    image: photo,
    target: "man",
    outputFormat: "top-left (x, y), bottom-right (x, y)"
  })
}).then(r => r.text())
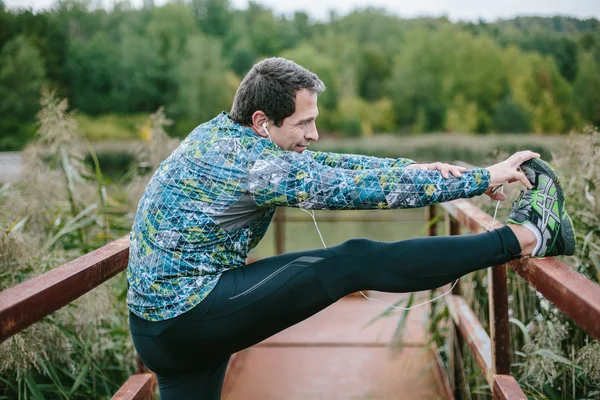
top-left (127, 57), bottom-right (575, 399)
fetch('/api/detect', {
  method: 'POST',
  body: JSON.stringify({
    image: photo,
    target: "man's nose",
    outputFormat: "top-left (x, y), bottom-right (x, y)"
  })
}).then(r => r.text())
top-left (306, 124), bottom-right (319, 142)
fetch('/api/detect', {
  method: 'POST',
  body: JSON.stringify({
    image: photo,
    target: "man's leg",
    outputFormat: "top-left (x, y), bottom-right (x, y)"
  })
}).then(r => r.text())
top-left (141, 225), bottom-right (523, 399)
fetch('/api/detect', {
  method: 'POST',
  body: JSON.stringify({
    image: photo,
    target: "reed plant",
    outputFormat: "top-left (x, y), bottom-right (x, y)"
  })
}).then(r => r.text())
top-left (0, 92), bottom-right (176, 399)
top-left (426, 127), bottom-right (600, 399)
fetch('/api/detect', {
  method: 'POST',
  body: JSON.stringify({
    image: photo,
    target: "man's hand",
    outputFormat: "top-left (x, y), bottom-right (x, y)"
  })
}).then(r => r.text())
top-left (406, 162), bottom-right (467, 178)
top-left (484, 151), bottom-right (540, 201)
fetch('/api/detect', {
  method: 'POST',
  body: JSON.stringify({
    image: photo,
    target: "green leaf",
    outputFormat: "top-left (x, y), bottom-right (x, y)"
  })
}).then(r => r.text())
top-left (509, 317), bottom-right (532, 347)
top-left (392, 292), bottom-right (414, 348)
top-left (6, 216), bottom-right (29, 234)
top-left (24, 373), bottom-right (45, 400)
top-left (37, 360), bottom-right (68, 398)
top-left (364, 296), bottom-right (409, 327)
top-left (0, 375), bottom-right (17, 391)
top-left (513, 350), bottom-right (527, 357)
top-left (542, 382), bottom-right (560, 400)
top-left (532, 348), bottom-right (582, 368)
top-left (69, 362), bottom-right (90, 395)
top-left (42, 203), bottom-right (98, 250)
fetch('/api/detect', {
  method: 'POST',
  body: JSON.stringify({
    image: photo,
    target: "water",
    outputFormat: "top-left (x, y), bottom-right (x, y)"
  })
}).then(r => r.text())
top-left (249, 207), bottom-right (447, 258)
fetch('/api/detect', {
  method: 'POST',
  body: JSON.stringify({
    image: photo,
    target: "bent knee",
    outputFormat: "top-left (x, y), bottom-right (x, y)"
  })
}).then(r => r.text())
top-left (331, 238), bottom-right (382, 257)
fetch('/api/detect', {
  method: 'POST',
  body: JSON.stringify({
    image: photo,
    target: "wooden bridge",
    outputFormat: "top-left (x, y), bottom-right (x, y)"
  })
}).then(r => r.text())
top-left (1, 198), bottom-right (600, 399)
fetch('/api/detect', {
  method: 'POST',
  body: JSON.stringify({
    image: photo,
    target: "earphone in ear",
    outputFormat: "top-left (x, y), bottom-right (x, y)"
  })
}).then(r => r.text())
top-left (262, 122), bottom-right (272, 141)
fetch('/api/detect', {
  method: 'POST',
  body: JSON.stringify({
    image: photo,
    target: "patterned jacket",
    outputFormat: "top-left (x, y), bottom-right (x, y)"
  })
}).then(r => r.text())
top-left (126, 112), bottom-right (490, 321)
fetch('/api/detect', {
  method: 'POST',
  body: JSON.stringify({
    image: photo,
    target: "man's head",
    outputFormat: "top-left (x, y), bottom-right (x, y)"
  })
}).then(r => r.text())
top-left (229, 57), bottom-right (326, 153)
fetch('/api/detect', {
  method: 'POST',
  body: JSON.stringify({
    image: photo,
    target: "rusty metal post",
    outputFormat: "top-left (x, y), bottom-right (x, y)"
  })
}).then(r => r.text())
top-left (275, 208), bottom-right (285, 255)
top-left (426, 205), bottom-right (437, 237)
top-left (446, 213), bottom-right (463, 399)
top-left (489, 264), bottom-right (511, 375)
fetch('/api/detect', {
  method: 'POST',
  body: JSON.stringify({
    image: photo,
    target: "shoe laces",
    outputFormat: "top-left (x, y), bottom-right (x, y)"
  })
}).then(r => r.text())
top-left (512, 189), bottom-right (534, 217)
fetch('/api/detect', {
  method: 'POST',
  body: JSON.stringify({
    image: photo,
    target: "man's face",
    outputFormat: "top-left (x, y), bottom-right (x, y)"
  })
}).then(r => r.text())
top-left (268, 89), bottom-right (319, 153)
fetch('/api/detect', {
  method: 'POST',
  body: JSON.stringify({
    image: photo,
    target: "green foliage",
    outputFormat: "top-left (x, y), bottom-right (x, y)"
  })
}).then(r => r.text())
top-left (554, 127), bottom-right (600, 285)
top-left (0, 94), bottom-right (178, 399)
top-left (0, 35), bottom-right (46, 150)
top-left (192, 0), bottom-right (232, 37)
top-left (492, 96), bottom-right (531, 133)
top-left (65, 32), bottom-right (122, 115)
top-left (1, 5), bottom-right (599, 146)
top-left (421, 128), bottom-right (600, 399)
top-left (75, 114), bottom-right (147, 141)
top-left (171, 34), bottom-right (238, 130)
top-left (574, 51), bottom-right (600, 125)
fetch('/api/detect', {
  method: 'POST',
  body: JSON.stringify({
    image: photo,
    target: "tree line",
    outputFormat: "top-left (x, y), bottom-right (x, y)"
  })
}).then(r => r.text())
top-left (1, 0), bottom-right (600, 150)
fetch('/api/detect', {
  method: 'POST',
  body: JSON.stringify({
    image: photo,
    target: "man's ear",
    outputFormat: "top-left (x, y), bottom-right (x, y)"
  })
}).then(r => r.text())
top-left (251, 110), bottom-right (270, 138)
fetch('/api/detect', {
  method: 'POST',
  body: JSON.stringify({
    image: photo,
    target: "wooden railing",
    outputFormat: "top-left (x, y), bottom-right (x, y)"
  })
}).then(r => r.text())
top-left (2, 197), bottom-right (598, 399)
top-left (430, 198), bottom-right (600, 399)
top-left (0, 209), bottom-right (426, 398)
top-left (0, 236), bottom-right (157, 399)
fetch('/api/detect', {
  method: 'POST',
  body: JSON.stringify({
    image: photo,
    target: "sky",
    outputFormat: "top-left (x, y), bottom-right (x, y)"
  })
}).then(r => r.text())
top-left (4, 0), bottom-right (600, 22)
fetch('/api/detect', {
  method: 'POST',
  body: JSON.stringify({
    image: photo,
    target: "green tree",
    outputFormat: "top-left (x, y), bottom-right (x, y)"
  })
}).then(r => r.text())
top-left (146, 3), bottom-right (198, 61)
top-left (445, 95), bottom-right (479, 133)
top-left (244, 2), bottom-right (284, 56)
top-left (172, 34), bottom-right (237, 133)
top-left (119, 31), bottom-right (165, 112)
top-left (192, 0), bottom-right (232, 37)
top-left (573, 51), bottom-right (600, 125)
top-left (388, 26), bottom-right (455, 132)
top-left (65, 32), bottom-right (121, 114)
top-left (357, 44), bottom-right (391, 101)
top-left (500, 44), bottom-right (579, 133)
top-left (0, 35), bottom-right (46, 150)
top-left (0, 2), bottom-right (14, 52)
top-left (492, 96), bottom-right (531, 133)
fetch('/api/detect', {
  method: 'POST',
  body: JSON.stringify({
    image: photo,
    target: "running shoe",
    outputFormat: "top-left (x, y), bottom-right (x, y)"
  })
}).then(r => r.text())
top-left (507, 158), bottom-right (575, 257)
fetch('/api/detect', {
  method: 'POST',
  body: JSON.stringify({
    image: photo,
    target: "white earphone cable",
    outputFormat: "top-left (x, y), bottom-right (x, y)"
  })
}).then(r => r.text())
top-left (299, 185), bottom-right (503, 310)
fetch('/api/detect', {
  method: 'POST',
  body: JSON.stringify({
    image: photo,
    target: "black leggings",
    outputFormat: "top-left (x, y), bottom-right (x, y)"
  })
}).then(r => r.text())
top-left (129, 226), bottom-right (521, 399)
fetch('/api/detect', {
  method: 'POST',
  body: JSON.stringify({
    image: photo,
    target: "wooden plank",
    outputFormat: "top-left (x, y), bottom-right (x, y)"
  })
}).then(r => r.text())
top-left (446, 294), bottom-right (493, 386)
top-left (0, 236), bottom-right (129, 343)
top-left (510, 257), bottom-right (600, 341)
top-left (222, 351), bottom-right (250, 399)
top-left (442, 199), bottom-right (600, 341)
top-left (111, 373), bottom-right (156, 400)
top-left (223, 347), bottom-right (443, 399)
top-left (492, 375), bottom-right (527, 399)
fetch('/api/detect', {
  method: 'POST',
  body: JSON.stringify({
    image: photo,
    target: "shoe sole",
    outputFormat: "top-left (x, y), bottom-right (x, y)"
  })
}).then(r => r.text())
top-left (522, 158), bottom-right (563, 192)
top-left (559, 212), bottom-right (576, 256)
top-left (522, 158), bottom-right (575, 256)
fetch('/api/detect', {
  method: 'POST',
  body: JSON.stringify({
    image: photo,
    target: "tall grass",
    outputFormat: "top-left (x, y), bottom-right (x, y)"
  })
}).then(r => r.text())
top-left (0, 92), bottom-right (177, 399)
top-left (426, 127), bottom-right (600, 399)
top-left (0, 91), bottom-right (595, 398)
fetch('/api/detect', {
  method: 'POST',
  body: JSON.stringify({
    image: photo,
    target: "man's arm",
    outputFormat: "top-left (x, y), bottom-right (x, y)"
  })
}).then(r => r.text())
top-left (248, 141), bottom-right (489, 210)
top-left (303, 150), bottom-right (416, 170)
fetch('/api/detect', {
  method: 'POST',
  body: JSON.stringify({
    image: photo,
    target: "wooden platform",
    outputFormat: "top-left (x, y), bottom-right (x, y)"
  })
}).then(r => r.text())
top-left (222, 291), bottom-right (446, 399)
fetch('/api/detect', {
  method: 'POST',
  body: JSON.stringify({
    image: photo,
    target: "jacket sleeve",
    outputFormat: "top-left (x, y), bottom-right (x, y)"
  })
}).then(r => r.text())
top-left (303, 150), bottom-right (416, 170)
top-left (248, 141), bottom-right (490, 210)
